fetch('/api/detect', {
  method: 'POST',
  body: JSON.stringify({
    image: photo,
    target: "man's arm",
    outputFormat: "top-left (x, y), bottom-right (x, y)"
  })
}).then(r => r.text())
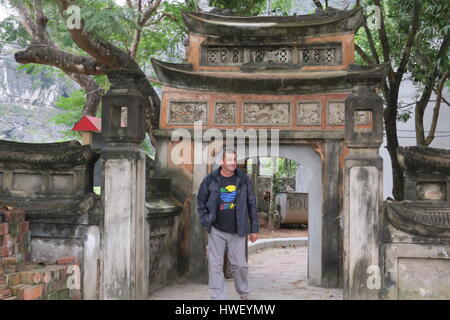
top-left (196, 177), bottom-right (210, 228)
top-left (246, 176), bottom-right (259, 234)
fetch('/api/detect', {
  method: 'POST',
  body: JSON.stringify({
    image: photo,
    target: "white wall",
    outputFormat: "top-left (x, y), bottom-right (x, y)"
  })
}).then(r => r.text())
top-left (381, 80), bottom-right (450, 198)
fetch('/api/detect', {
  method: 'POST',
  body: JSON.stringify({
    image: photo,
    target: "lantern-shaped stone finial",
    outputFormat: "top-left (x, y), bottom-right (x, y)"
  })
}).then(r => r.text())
top-left (344, 64), bottom-right (388, 149)
top-left (101, 69), bottom-right (146, 143)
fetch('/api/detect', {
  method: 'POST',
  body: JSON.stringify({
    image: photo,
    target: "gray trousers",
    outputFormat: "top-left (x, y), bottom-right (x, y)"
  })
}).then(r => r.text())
top-left (207, 225), bottom-right (249, 300)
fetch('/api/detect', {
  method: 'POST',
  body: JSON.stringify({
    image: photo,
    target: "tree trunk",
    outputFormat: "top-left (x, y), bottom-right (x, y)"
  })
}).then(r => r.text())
top-left (384, 85), bottom-right (404, 200)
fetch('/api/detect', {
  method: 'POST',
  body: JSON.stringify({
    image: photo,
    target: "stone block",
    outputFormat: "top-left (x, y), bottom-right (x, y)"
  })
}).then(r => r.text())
top-left (56, 256), bottom-right (78, 265)
top-left (21, 284), bottom-right (44, 300)
top-left (0, 223), bottom-right (8, 235)
top-left (20, 271), bottom-right (43, 285)
top-left (5, 273), bottom-right (21, 286)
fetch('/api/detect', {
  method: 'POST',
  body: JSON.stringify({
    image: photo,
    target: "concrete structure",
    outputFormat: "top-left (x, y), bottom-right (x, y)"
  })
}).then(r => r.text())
top-left (100, 69), bottom-right (149, 299)
top-left (382, 147), bottom-right (450, 299)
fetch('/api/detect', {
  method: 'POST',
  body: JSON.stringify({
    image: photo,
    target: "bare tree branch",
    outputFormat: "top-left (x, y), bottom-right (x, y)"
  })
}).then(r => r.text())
top-left (355, 44), bottom-right (376, 64)
top-left (362, 13), bottom-right (380, 64)
top-left (15, 42), bottom-right (105, 75)
top-left (68, 73), bottom-right (104, 117)
top-left (373, 0), bottom-right (395, 83)
top-left (423, 70), bottom-right (450, 146)
top-left (396, 3), bottom-right (421, 79)
top-left (415, 32), bottom-right (450, 145)
top-left (130, 0), bottom-right (163, 58)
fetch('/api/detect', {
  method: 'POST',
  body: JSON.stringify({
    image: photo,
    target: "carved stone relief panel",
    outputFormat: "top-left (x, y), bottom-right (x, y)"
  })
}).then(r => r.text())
top-left (299, 44), bottom-right (342, 66)
top-left (354, 111), bottom-right (372, 125)
top-left (214, 102), bottom-right (236, 124)
top-left (204, 46), bottom-right (244, 66)
top-left (168, 101), bottom-right (208, 124)
top-left (327, 101), bottom-right (345, 125)
top-left (298, 102), bottom-right (321, 126)
top-left (250, 47), bottom-right (292, 64)
top-left (243, 102), bottom-right (290, 125)
top-left (201, 43), bottom-right (342, 67)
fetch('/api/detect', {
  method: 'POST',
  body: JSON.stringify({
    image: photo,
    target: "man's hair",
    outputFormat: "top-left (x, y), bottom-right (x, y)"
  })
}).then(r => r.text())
top-left (221, 148), bottom-right (236, 160)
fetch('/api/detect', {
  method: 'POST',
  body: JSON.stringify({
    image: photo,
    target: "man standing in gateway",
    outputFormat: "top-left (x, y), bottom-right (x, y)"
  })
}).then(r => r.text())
top-left (197, 148), bottom-right (259, 300)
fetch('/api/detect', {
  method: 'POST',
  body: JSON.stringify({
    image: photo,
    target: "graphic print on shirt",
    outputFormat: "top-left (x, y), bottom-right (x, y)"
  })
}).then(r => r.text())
top-left (219, 184), bottom-right (237, 211)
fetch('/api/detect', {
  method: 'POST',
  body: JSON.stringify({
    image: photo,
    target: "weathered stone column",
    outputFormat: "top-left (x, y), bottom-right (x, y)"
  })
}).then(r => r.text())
top-left (100, 70), bottom-right (148, 299)
top-left (343, 72), bottom-right (385, 299)
top-left (321, 139), bottom-right (341, 288)
top-left (188, 140), bottom-right (208, 283)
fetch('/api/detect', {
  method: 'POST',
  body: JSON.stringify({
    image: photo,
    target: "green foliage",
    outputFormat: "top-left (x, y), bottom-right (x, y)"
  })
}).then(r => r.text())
top-left (209, 0), bottom-right (266, 16)
top-left (78, 4), bottom-right (139, 50)
top-left (273, 158), bottom-right (297, 194)
top-left (136, 1), bottom-right (189, 64)
top-left (16, 63), bottom-right (70, 89)
top-left (271, 0), bottom-right (294, 16)
top-left (0, 15), bottom-right (31, 46)
top-left (397, 105), bottom-right (413, 123)
top-left (142, 134), bottom-right (156, 159)
top-left (51, 89), bottom-right (85, 139)
top-left (355, 0), bottom-right (450, 123)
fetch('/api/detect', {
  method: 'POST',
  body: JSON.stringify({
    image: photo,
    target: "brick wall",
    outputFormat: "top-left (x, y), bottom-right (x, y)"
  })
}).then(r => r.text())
top-left (0, 207), bottom-right (81, 300)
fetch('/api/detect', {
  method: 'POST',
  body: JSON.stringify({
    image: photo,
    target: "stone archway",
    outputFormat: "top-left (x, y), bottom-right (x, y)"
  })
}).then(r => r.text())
top-left (211, 141), bottom-right (339, 288)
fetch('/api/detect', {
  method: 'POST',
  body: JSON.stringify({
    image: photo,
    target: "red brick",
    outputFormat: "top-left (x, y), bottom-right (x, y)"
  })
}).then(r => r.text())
top-left (21, 284), bottom-right (43, 300)
top-left (20, 221), bottom-right (29, 233)
top-left (56, 256), bottom-right (78, 265)
top-left (2, 256), bottom-right (17, 265)
top-left (1, 234), bottom-right (14, 246)
top-left (42, 271), bottom-right (51, 284)
top-left (10, 284), bottom-right (27, 298)
top-left (13, 211), bottom-right (25, 223)
top-left (5, 273), bottom-right (21, 286)
top-left (1, 211), bottom-right (12, 223)
top-left (0, 245), bottom-right (12, 257)
top-left (0, 288), bottom-right (12, 299)
top-left (0, 223), bottom-right (8, 235)
top-left (16, 232), bottom-right (24, 243)
top-left (20, 271), bottom-right (43, 285)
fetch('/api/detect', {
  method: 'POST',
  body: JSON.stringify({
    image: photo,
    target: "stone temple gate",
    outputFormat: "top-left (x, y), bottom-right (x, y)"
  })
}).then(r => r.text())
top-left (2, 6), bottom-right (449, 301)
top-left (148, 6), bottom-right (387, 298)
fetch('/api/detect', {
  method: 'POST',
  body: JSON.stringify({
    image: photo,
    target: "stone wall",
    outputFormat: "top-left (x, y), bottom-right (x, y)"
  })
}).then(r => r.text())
top-left (0, 140), bottom-right (102, 299)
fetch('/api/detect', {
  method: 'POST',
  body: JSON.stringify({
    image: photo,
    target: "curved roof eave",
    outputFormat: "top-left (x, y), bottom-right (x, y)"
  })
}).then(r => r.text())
top-left (181, 7), bottom-right (364, 38)
top-left (151, 58), bottom-right (387, 95)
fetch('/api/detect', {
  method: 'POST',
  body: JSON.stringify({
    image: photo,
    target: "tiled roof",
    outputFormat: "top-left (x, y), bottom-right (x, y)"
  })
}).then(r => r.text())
top-left (0, 140), bottom-right (99, 168)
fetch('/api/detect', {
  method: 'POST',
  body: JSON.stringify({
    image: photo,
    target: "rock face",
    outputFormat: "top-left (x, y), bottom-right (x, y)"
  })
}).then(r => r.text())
top-left (0, 44), bottom-right (76, 142)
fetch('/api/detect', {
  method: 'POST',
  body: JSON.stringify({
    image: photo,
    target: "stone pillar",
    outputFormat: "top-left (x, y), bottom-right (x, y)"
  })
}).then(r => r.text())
top-left (343, 78), bottom-right (384, 299)
top-left (321, 139), bottom-right (341, 288)
top-left (188, 141), bottom-right (209, 283)
top-left (100, 69), bottom-right (148, 299)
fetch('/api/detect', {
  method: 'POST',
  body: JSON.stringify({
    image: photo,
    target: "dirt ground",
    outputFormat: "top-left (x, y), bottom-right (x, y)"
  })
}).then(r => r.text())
top-left (257, 225), bottom-right (308, 239)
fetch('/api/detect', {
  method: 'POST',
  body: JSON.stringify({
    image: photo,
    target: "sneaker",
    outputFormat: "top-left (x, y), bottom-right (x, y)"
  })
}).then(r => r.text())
top-left (239, 294), bottom-right (250, 300)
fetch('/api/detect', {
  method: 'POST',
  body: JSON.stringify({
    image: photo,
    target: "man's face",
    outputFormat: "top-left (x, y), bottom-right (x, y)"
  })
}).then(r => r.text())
top-left (222, 152), bottom-right (237, 172)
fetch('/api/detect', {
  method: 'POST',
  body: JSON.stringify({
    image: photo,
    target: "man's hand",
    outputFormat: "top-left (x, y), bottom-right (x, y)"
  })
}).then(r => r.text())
top-left (249, 233), bottom-right (258, 243)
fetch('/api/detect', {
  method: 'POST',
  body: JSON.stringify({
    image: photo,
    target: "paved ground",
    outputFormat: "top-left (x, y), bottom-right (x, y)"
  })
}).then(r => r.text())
top-left (148, 246), bottom-right (343, 300)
